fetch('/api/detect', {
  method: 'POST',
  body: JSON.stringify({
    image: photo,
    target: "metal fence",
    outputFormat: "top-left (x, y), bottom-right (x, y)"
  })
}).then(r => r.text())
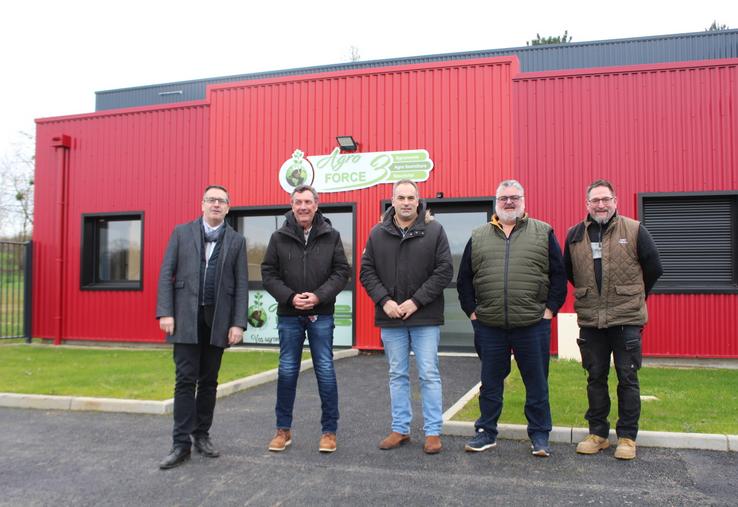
top-left (0, 241), bottom-right (32, 340)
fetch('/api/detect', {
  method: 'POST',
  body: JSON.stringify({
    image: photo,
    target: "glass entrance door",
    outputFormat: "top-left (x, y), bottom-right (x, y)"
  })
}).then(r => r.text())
top-left (429, 202), bottom-right (493, 350)
top-left (381, 198), bottom-right (494, 351)
top-left (233, 205), bottom-right (355, 347)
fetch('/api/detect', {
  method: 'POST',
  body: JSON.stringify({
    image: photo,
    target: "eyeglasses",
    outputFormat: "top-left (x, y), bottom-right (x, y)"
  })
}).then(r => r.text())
top-left (497, 195), bottom-right (523, 203)
top-left (203, 197), bottom-right (229, 205)
top-left (588, 197), bottom-right (614, 205)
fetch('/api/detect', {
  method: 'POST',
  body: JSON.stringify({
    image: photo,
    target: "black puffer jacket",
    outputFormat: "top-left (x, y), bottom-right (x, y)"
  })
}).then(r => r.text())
top-left (360, 203), bottom-right (453, 327)
top-left (261, 211), bottom-right (350, 316)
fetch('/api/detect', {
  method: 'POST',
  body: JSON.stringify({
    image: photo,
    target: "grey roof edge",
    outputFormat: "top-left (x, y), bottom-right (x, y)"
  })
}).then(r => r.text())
top-left (95, 28), bottom-right (738, 96)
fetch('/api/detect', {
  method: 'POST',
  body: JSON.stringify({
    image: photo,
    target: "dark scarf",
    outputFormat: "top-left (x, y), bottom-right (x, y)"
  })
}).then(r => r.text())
top-left (203, 221), bottom-right (225, 243)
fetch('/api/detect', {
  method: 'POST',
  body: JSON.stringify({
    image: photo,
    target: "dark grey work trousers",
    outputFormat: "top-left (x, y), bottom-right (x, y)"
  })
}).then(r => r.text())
top-left (577, 325), bottom-right (642, 441)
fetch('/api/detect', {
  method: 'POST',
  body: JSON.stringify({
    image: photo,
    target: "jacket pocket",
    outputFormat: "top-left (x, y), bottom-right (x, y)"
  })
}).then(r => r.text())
top-left (615, 284), bottom-right (643, 296)
top-left (174, 281), bottom-right (185, 289)
top-left (621, 326), bottom-right (643, 370)
top-left (576, 336), bottom-right (590, 370)
top-left (574, 287), bottom-right (588, 299)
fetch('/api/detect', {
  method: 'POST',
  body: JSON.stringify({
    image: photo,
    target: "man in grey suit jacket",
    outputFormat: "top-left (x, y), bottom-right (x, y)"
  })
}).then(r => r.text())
top-left (156, 185), bottom-right (248, 469)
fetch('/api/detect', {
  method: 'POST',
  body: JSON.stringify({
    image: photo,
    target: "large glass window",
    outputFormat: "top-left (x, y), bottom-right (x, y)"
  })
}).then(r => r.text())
top-left (233, 205), bottom-right (355, 346)
top-left (81, 213), bottom-right (143, 290)
top-left (640, 192), bottom-right (737, 293)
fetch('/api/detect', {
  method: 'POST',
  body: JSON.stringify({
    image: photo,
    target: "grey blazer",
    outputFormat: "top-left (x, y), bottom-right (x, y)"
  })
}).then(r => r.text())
top-left (156, 218), bottom-right (248, 348)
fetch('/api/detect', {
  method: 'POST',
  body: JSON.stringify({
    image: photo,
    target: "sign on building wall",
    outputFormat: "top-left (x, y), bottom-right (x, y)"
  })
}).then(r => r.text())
top-left (244, 289), bottom-right (353, 346)
top-left (279, 148), bottom-right (434, 193)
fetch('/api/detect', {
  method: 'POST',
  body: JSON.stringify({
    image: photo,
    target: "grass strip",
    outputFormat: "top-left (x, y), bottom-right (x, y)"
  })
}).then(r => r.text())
top-left (0, 345), bottom-right (298, 400)
top-left (452, 359), bottom-right (738, 435)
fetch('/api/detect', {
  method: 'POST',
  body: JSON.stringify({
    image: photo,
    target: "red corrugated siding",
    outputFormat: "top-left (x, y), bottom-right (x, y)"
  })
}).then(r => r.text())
top-left (514, 60), bottom-right (738, 357)
top-left (33, 104), bottom-right (210, 343)
top-left (208, 58), bottom-right (516, 349)
top-left (32, 56), bottom-right (738, 356)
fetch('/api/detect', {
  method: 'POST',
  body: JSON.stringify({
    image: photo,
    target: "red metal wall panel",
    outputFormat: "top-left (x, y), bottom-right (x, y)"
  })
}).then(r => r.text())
top-left (33, 104), bottom-right (210, 343)
top-left (514, 60), bottom-right (738, 357)
top-left (31, 56), bottom-right (738, 357)
top-left (207, 59), bottom-right (516, 349)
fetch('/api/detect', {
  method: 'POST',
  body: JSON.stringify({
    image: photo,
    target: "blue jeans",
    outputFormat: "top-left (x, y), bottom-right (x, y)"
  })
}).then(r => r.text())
top-left (472, 318), bottom-right (552, 440)
top-left (275, 315), bottom-right (338, 433)
top-left (380, 326), bottom-right (443, 436)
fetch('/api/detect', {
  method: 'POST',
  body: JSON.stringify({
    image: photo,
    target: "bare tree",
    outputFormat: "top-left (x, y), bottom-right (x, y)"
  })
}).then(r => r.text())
top-left (0, 131), bottom-right (35, 240)
top-left (348, 45), bottom-right (361, 62)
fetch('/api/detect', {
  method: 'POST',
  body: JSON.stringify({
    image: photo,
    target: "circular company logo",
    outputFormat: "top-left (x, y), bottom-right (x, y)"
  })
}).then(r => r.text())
top-left (247, 304), bottom-right (268, 328)
top-left (279, 149), bottom-right (315, 193)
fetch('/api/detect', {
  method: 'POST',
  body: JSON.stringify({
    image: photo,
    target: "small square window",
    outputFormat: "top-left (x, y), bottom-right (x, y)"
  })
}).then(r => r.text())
top-left (81, 213), bottom-right (143, 290)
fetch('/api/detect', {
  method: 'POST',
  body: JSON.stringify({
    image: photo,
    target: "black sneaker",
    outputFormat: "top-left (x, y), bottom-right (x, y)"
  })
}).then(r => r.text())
top-left (464, 429), bottom-right (497, 452)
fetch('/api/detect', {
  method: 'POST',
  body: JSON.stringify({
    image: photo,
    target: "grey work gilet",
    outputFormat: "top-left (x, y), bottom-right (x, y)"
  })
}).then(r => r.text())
top-left (568, 215), bottom-right (647, 328)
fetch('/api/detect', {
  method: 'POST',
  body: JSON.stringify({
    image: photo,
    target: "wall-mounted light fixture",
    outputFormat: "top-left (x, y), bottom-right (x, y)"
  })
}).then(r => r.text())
top-left (336, 135), bottom-right (358, 151)
top-left (435, 192), bottom-right (444, 199)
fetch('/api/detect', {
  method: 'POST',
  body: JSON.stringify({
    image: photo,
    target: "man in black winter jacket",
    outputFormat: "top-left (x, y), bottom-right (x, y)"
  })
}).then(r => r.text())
top-left (360, 180), bottom-right (453, 455)
top-left (261, 185), bottom-right (350, 454)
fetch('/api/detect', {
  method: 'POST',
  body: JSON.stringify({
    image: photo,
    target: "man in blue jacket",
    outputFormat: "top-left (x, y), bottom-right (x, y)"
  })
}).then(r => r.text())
top-left (360, 180), bottom-right (453, 454)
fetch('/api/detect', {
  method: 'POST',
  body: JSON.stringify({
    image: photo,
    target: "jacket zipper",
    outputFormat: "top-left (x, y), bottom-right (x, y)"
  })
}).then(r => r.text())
top-left (394, 227), bottom-right (420, 301)
top-left (503, 235), bottom-right (511, 328)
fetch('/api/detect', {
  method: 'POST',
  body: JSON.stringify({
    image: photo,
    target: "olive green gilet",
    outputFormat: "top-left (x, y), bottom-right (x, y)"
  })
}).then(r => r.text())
top-left (569, 215), bottom-right (647, 328)
top-left (471, 217), bottom-right (551, 328)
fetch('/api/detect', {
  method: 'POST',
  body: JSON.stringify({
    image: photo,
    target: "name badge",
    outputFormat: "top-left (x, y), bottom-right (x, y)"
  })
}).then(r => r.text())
top-left (590, 242), bottom-right (602, 260)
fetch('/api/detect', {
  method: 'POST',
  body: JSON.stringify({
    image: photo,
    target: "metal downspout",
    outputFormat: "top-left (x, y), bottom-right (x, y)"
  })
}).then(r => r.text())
top-left (51, 135), bottom-right (71, 345)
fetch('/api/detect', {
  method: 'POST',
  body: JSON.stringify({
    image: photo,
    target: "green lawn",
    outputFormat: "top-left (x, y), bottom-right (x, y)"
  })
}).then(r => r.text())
top-left (0, 345), bottom-right (291, 400)
top-left (453, 359), bottom-right (738, 435)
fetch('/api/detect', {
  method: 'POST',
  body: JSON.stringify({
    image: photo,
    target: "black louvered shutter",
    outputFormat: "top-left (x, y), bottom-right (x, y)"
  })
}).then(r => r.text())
top-left (641, 195), bottom-right (737, 293)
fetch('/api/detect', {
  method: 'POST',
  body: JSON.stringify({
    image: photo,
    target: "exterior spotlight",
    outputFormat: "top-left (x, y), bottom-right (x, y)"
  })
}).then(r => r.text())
top-left (336, 136), bottom-right (358, 151)
top-left (435, 192), bottom-right (444, 199)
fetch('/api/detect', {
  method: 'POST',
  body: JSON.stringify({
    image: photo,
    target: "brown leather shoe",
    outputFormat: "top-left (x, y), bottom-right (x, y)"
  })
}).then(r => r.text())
top-left (319, 432), bottom-right (337, 453)
top-left (379, 432), bottom-right (410, 450)
top-left (423, 435), bottom-right (442, 454)
top-left (268, 429), bottom-right (292, 452)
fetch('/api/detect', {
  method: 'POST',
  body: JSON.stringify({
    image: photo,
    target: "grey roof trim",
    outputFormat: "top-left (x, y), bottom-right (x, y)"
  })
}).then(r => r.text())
top-left (97, 29), bottom-right (738, 94)
top-left (95, 29), bottom-right (738, 110)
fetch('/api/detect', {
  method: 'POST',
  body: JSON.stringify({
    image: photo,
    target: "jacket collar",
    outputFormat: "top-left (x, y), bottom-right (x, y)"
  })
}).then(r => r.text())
top-left (190, 217), bottom-right (233, 257)
top-left (281, 210), bottom-right (331, 242)
top-left (381, 200), bottom-right (429, 235)
top-left (571, 212), bottom-right (620, 243)
top-left (490, 212), bottom-right (528, 232)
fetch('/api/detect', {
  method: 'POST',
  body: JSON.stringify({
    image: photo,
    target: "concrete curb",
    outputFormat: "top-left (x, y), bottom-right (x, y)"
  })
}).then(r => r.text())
top-left (442, 383), bottom-right (738, 453)
top-left (0, 348), bottom-right (358, 415)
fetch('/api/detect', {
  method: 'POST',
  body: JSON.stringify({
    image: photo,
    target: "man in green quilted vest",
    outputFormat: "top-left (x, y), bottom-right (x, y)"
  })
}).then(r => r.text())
top-left (457, 179), bottom-right (567, 457)
top-left (564, 180), bottom-right (662, 460)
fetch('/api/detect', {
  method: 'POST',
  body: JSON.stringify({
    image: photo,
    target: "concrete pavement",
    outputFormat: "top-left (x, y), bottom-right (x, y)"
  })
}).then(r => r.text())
top-left (1, 354), bottom-right (737, 506)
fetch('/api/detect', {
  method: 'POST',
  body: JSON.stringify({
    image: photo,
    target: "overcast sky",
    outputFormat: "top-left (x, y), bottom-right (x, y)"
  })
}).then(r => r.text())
top-left (1, 0), bottom-right (736, 160)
